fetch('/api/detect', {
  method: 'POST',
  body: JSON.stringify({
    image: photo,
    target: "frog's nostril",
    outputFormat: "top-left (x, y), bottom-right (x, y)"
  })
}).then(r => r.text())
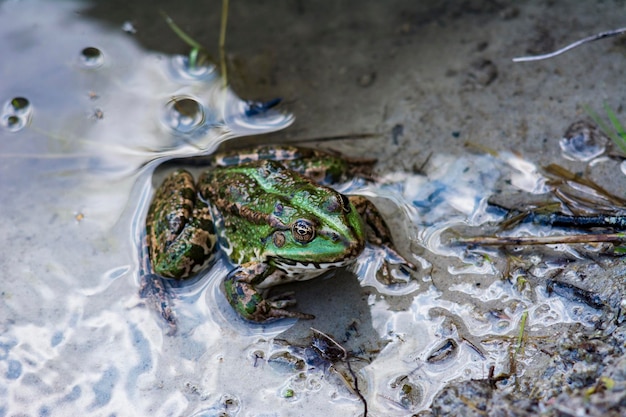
top-left (273, 231), bottom-right (286, 248)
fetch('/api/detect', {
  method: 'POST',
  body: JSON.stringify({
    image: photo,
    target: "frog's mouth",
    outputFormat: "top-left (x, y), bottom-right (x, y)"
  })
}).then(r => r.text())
top-left (270, 256), bottom-right (356, 276)
top-left (256, 256), bottom-right (357, 289)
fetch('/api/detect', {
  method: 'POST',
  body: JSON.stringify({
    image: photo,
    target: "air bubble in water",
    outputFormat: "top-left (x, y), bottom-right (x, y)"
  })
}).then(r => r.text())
top-left (169, 55), bottom-right (217, 81)
top-left (559, 120), bottom-right (606, 161)
top-left (10, 97), bottom-right (30, 114)
top-left (80, 47), bottom-right (104, 68)
top-left (2, 97), bottom-right (32, 132)
top-left (3, 115), bottom-right (23, 131)
top-left (163, 96), bottom-right (207, 133)
top-left (223, 93), bottom-right (294, 136)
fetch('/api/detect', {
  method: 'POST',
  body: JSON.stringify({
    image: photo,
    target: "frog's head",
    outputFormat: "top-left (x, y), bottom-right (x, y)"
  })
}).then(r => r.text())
top-left (267, 187), bottom-right (366, 269)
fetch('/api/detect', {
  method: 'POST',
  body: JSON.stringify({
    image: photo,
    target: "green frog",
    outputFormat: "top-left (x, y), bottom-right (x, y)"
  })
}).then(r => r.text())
top-left (143, 145), bottom-right (414, 324)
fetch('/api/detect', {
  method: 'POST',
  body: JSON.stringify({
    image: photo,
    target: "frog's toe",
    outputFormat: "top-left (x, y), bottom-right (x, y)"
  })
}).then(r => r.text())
top-left (224, 275), bottom-right (314, 322)
top-left (251, 292), bottom-right (315, 321)
top-left (267, 291), bottom-right (297, 307)
top-left (266, 293), bottom-right (315, 319)
top-left (138, 273), bottom-right (178, 335)
top-left (239, 298), bottom-right (315, 322)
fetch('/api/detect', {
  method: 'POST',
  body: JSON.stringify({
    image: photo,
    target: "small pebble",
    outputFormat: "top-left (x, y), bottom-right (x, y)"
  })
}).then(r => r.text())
top-left (357, 72), bottom-right (377, 87)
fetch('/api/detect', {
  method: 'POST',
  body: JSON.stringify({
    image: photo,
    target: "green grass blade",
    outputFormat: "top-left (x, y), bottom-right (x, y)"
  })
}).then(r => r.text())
top-left (604, 102), bottom-right (626, 141)
top-left (584, 104), bottom-right (626, 154)
top-left (160, 11), bottom-right (204, 50)
top-left (516, 310), bottom-right (528, 354)
top-left (219, 0), bottom-right (229, 87)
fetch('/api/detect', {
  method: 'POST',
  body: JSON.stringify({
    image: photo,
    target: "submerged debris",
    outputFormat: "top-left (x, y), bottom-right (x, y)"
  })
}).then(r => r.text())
top-left (560, 120), bottom-right (607, 162)
top-left (546, 279), bottom-right (605, 311)
top-left (310, 328), bottom-right (368, 416)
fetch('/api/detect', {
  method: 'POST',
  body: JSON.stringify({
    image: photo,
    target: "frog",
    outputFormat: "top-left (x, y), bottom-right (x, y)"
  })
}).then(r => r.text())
top-left (142, 145), bottom-right (415, 326)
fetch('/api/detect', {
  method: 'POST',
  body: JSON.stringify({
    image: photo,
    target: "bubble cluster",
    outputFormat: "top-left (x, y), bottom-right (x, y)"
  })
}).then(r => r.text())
top-left (1, 97), bottom-right (32, 132)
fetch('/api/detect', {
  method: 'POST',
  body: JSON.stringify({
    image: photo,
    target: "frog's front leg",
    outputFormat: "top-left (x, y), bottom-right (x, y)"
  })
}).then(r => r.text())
top-left (224, 262), bottom-right (315, 322)
top-left (349, 195), bottom-right (417, 281)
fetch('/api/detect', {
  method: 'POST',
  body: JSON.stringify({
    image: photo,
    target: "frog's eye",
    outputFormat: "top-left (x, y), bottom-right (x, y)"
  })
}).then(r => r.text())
top-left (291, 219), bottom-right (315, 244)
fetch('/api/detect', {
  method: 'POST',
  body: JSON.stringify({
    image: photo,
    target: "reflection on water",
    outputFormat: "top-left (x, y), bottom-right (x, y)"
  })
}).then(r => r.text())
top-left (0, 1), bottom-right (612, 416)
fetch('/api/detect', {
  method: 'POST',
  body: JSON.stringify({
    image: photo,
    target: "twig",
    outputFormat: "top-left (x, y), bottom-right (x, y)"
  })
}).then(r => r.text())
top-left (291, 132), bottom-right (379, 143)
top-left (453, 233), bottom-right (626, 246)
top-left (516, 311), bottom-right (528, 354)
top-left (543, 163), bottom-right (626, 207)
top-left (513, 27), bottom-right (626, 62)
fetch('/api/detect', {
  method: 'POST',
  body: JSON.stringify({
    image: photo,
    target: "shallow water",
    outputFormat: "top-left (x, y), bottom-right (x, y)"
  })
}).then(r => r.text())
top-left (2, 1), bottom-right (625, 416)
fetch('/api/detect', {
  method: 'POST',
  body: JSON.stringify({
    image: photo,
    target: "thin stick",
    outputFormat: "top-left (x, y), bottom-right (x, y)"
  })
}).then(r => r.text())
top-left (293, 132), bottom-right (379, 143)
top-left (513, 27), bottom-right (626, 62)
top-left (219, 0), bottom-right (229, 87)
top-left (516, 311), bottom-right (528, 354)
top-left (454, 233), bottom-right (626, 246)
top-left (161, 10), bottom-right (205, 51)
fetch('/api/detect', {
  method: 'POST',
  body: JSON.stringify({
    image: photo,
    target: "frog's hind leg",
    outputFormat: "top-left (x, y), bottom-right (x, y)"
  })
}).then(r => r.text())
top-left (147, 169), bottom-right (218, 279)
top-left (137, 226), bottom-right (179, 334)
top-left (348, 195), bottom-right (417, 280)
top-left (223, 263), bottom-right (315, 322)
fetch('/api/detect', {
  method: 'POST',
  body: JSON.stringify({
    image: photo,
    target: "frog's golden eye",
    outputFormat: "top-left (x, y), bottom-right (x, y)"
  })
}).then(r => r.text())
top-left (291, 219), bottom-right (315, 244)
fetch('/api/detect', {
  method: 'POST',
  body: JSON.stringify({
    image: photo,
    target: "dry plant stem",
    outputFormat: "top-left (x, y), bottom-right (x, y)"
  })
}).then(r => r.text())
top-left (454, 233), bottom-right (626, 246)
top-left (219, 0), bottom-right (229, 87)
top-left (513, 27), bottom-right (626, 62)
top-left (293, 132), bottom-right (379, 143)
top-left (544, 164), bottom-right (626, 207)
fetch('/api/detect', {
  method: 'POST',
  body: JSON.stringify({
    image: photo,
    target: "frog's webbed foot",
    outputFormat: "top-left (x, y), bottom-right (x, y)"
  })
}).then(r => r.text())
top-left (376, 245), bottom-right (417, 285)
top-left (257, 297), bottom-right (316, 321)
top-left (266, 292), bottom-right (315, 319)
top-left (139, 273), bottom-right (178, 335)
top-left (224, 264), bottom-right (315, 322)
